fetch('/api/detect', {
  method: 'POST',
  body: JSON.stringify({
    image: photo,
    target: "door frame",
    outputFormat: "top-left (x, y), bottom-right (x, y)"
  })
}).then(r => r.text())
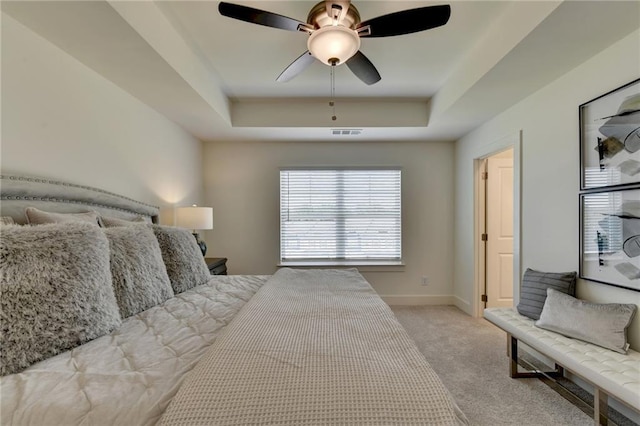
top-left (473, 131), bottom-right (522, 318)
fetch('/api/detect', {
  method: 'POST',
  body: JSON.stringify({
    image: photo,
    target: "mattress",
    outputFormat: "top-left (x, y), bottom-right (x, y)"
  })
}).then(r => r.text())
top-left (1, 275), bottom-right (269, 426)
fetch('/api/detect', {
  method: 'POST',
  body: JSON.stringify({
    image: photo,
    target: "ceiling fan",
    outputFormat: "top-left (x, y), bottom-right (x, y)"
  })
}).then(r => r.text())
top-left (218, 1), bottom-right (451, 85)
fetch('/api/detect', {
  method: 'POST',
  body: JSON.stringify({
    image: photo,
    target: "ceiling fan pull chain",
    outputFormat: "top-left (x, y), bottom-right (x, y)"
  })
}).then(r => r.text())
top-left (330, 65), bottom-right (337, 121)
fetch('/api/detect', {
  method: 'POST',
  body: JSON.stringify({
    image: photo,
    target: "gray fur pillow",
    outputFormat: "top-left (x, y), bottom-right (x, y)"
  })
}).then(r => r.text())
top-left (0, 222), bottom-right (121, 376)
top-left (101, 216), bottom-right (148, 228)
top-left (104, 225), bottom-right (174, 318)
top-left (152, 225), bottom-right (211, 294)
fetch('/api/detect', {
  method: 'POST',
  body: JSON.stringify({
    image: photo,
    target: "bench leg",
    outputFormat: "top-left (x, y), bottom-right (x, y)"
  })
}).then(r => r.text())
top-left (508, 333), bottom-right (517, 377)
top-left (507, 334), bottom-right (564, 379)
top-left (507, 334), bottom-right (613, 426)
top-left (594, 387), bottom-right (609, 426)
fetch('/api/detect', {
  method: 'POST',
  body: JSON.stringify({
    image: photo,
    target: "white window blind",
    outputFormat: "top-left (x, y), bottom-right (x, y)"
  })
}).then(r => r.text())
top-left (583, 170), bottom-right (623, 255)
top-left (583, 192), bottom-right (623, 255)
top-left (280, 169), bottom-right (401, 262)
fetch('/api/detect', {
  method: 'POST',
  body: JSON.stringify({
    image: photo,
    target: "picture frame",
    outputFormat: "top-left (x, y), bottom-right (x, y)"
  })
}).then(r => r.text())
top-left (580, 186), bottom-right (640, 292)
top-left (579, 78), bottom-right (640, 190)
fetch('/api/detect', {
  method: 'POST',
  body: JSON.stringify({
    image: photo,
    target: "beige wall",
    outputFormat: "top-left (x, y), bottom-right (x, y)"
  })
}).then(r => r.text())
top-left (203, 140), bottom-right (455, 302)
top-left (1, 13), bottom-right (204, 218)
top-left (454, 30), bottom-right (640, 349)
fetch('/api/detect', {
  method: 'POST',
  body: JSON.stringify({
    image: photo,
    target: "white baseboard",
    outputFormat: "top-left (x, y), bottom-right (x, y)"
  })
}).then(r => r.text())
top-left (453, 295), bottom-right (472, 315)
top-left (380, 295), bottom-right (455, 306)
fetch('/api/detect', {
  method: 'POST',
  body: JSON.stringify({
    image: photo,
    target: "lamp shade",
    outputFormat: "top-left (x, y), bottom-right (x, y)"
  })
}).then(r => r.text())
top-left (307, 25), bottom-right (360, 66)
top-left (175, 205), bottom-right (213, 230)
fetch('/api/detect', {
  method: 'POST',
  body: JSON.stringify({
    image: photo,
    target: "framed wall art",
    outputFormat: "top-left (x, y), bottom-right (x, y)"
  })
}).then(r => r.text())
top-left (580, 78), bottom-right (640, 190)
top-left (580, 186), bottom-right (640, 291)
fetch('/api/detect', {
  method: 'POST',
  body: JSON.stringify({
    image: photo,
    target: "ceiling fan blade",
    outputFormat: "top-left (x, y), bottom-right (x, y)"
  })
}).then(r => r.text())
top-left (277, 51), bottom-right (316, 82)
top-left (357, 4), bottom-right (451, 38)
top-left (346, 51), bottom-right (381, 85)
top-left (218, 2), bottom-right (309, 32)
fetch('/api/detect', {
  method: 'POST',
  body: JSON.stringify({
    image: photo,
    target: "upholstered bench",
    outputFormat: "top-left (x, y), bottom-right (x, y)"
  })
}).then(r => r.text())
top-left (484, 307), bottom-right (640, 426)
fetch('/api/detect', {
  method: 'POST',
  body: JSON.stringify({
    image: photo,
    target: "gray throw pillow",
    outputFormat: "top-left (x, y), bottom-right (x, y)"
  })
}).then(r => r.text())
top-left (104, 225), bottom-right (174, 318)
top-left (535, 288), bottom-right (636, 354)
top-left (0, 222), bottom-right (122, 376)
top-left (152, 225), bottom-right (211, 294)
top-left (516, 268), bottom-right (576, 320)
top-left (25, 207), bottom-right (103, 227)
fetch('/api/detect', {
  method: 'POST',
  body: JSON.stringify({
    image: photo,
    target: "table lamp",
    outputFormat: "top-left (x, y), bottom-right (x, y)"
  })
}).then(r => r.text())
top-left (175, 205), bottom-right (213, 256)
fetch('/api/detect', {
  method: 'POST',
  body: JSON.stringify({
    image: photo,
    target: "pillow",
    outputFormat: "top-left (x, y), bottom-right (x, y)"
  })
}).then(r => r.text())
top-left (535, 288), bottom-right (637, 354)
top-left (0, 217), bottom-right (15, 225)
top-left (25, 207), bottom-right (103, 227)
top-left (101, 216), bottom-right (148, 228)
top-left (516, 268), bottom-right (576, 320)
top-left (152, 225), bottom-right (211, 294)
top-left (0, 222), bottom-right (122, 375)
top-left (104, 225), bottom-right (174, 318)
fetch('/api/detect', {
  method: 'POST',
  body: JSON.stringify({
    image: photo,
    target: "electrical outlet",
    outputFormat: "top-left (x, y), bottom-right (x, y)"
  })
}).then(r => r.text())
top-left (421, 276), bottom-right (429, 286)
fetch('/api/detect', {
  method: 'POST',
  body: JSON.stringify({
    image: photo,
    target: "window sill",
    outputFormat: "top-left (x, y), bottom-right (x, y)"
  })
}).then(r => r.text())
top-left (278, 260), bottom-right (405, 272)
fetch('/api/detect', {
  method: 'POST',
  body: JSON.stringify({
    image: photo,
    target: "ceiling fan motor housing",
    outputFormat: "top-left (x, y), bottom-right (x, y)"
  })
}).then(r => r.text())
top-left (307, 1), bottom-right (361, 29)
top-left (306, 2), bottom-right (362, 65)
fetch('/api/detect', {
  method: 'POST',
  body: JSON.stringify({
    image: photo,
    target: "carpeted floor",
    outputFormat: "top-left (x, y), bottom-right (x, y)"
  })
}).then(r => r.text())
top-left (390, 305), bottom-right (594, 426)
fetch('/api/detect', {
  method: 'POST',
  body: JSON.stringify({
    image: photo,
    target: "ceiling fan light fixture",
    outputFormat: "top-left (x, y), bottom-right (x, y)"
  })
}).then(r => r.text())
top-left (307, 26), bottom-right (360, 66)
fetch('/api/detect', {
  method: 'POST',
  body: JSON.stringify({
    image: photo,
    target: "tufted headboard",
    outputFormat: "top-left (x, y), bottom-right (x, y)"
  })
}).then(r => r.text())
top-left (0, 175), bottom-right (160, 224)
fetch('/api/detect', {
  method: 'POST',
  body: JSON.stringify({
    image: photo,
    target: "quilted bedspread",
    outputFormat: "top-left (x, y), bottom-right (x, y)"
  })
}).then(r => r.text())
top-left (1, 275), bottom-right (268, 426)
top-left (161, 268), bottom-right (468, 425)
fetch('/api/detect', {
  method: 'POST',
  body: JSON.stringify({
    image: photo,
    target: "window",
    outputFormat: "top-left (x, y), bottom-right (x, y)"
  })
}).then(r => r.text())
top-left (280, 168), bottom-right (401, 264)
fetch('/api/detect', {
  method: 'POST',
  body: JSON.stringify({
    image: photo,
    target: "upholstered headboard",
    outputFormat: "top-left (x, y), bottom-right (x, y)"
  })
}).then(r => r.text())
top-left (0, 175), bottom-right (160, 224)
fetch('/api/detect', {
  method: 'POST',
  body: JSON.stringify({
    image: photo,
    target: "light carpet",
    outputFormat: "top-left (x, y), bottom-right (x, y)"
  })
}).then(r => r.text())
top-left (390, 305), bottom-right (593, 426)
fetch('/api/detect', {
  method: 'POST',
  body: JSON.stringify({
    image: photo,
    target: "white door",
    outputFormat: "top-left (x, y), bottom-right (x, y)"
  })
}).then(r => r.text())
top-left (486, 151), bottom-right (514, 308)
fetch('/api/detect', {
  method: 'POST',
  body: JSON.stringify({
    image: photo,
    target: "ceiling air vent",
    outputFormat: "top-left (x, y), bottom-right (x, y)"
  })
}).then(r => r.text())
top-left (331, 129), bottom-right (363, 136)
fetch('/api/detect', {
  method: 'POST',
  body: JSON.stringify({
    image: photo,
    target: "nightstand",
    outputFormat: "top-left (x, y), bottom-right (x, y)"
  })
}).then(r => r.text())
top-left (205, 257), bottom-right (228, 275)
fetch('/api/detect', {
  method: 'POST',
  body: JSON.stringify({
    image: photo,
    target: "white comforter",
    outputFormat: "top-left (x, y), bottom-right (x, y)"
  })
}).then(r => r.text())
top-left (1, 275), bottom-right (268, 426)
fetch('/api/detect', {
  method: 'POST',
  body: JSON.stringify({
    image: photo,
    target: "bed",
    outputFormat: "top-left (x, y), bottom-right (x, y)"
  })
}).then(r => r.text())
top-left (0, 175), bottom-right (468, 425)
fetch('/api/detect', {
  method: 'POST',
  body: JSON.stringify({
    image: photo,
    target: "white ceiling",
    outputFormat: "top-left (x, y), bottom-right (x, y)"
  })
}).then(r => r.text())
top-left (3, 1), bottom-right (639, 142)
